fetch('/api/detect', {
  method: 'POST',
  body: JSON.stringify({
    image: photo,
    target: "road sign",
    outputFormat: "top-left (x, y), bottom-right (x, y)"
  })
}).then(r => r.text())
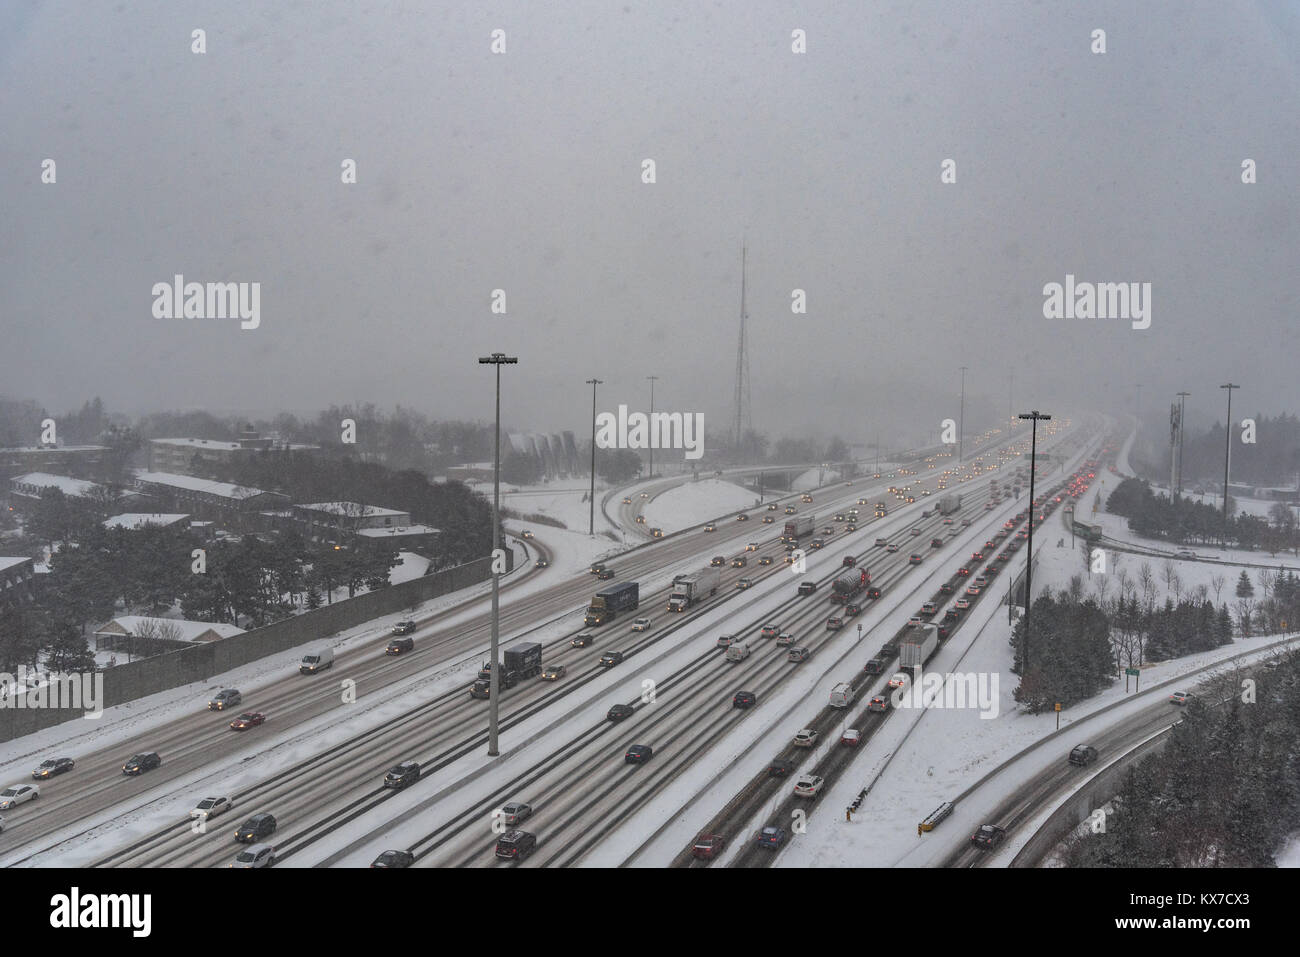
top-left (1125, 668), bottom-right (1139, 676)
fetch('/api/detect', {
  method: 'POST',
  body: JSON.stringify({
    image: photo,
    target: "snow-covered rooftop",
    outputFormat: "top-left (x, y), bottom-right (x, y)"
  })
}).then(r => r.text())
top-left (134, 470), bottom-right (271, 500)
top-left (355, 524), bottom-right (439, 537)
top-left (103, 513), bottom-right (191, 530)
top-left (297, 502), bottom-right (408, 517)
top-left (94, 616), bottom-right (245, 642)
top-left (10, 472), bottom-right (104, 497)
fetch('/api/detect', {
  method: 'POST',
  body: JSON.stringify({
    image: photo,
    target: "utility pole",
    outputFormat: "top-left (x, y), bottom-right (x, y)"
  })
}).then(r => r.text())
top-left (478, 352), bottom-right (517, 757)
top-left (646, 375), bottom-right (659, 479)
top-left (587, 378), bottom-right (602, 536)
top-left (1018, 410), bottom-right (1051, 674)
top-left (958, 366), bottom-right (967, 465)
top-left (1220, 383), bottom-right (1239, 541)
top-left (1176, 391), bottom-right (1190, 497)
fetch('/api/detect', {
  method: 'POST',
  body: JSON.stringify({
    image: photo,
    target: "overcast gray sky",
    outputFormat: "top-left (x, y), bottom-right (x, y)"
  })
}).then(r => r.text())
top-left (2, 0), bottom-right (1297, 447)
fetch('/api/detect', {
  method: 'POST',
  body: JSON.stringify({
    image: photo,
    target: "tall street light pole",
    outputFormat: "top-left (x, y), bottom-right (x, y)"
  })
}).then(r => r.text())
top-left (587, 378), bottom-right (602, 536)
top-left (478, 352), bottom-right (517, 757)
top-left (1220, 383), bottom-right (1239, 540)
top-left (1018, 410), bottom-right (1051, 674)
top-left (958, 366), bottom-right (968, 464)
top-left (646, 375), bottom-right (659, 479)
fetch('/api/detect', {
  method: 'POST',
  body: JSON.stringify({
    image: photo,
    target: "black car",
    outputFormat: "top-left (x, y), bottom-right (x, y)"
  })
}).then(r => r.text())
top-left (235, 813), bottom-right (277, 844)
top-left (383, 760), bottom-right (421, 789)
top-left (122, 752), bottom-right (161, 776)
top-left (930, 538), bottom-right (944, 548)
top-left (863, 657), bottom-right (887, 675)
top-left (571, 633), bottom-right (596, 648)
top-left (970, 824), bottom-right (1006, 850)
top-left (797, 581), bottom-right (818, 596)
top-left (768, 760), bottom-right (795, 779)
top-left (596, 568), bottom-right (615, 580)
top-left (32, 757), bottom-right (75, 780)
top-left (878, 640), bottom-right (899, 659)
top-left (599, 650), bottom-right (624, 667)
top-left (386, 636), bottom-right (414, 655)
top-left (495, 829), bottom-right (537, 861)
top-left (607, 704), bottom-right (634, 722)
top-left (1068, 745), bottom-right (1099, 767)
top-left (624, 744), bottom-right (654, 765)
top-left (733, 690), bottom-right (757, 709)
top-left (390, 620), bottom-right (416, 636)
top-left (842, 555), bottom-right (857, 567)
top-left (371, 850), bottom-right (415, 868)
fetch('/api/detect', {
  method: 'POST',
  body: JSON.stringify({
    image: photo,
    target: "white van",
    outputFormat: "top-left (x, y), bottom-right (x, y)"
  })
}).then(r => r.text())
top-left (828, 682), bottom-right (852, 708)
top-left (724, 642), bottom-right (752, 662)
top-left (300, 646), bottom-right (334, 674)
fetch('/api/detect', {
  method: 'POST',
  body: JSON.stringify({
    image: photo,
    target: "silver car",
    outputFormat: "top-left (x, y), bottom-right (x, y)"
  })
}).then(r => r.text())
top-left (230, 843), bottom-right (275, 868)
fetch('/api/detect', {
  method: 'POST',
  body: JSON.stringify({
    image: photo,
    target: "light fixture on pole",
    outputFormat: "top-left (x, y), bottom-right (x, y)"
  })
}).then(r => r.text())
top-left (958, 366), bottom-right (968, 464)
top-left (646, 375), bottom-right (659, 479)
top-left (478, 352), bottom-right (517, 757)
top-left (1220, 383), bottom-right (1239, 540)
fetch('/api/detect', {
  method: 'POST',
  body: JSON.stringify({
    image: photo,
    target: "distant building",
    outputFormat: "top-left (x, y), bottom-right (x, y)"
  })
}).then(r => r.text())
top-left (0, 445), bottom-right (107, 483)
top-left (103, 513), bottom-right (191, 531)
top-left (291, 502), bottom-right (439, 551)
top-left (0, 556), bottom-right (37, 605)
top-left (505, 429), bottom-right (580, 480)
top-left (147, 429), bottom-right (317, 476)
top-left (133, 471), bottom-right (288, 531)
top-left (93, 616), bottom-right (245, 655)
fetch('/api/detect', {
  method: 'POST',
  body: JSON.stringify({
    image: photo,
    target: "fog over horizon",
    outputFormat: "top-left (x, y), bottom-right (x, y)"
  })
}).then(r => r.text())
top-left (4, 0), bottom-right (1299, 447)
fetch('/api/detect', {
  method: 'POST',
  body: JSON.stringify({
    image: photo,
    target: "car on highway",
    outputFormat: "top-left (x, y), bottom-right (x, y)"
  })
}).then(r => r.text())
top-left (386, 635), bottom-right (414, 655)
top-left (495, 830), bottom-right (538, 861)
top-left (716, 634), bottom-right (737, 647)
top-left (371, 850), bottom-right (414, 868)
top-left (710, 555), bottom-right (726, 566)
top-left (736, 513), bottom-right (749, 522)
top-left (957, 566), bottom-right (970, 576)
top-left (390, 620), bottom-right (416, 636)
top-left (788, 647), bottom-right (812, 663)
top-left (596, 567), bottom-right (616, 580)
top-left (762, 515), bottom-right (775, 524)
top-left (755, 825), bottom-right (787, 851)
top-left (841, 728), bottom-right (862, 746)
top-left (607, 704), bottom-right (634, 722)
top-left (1176, 549), bottom-right (1196, 559)
top-left (122, 752), bottom-right (161, 776)
top-left (590, 562), bottom-right (608, 575)
top-left (970, 824), bottom-right (1007, 850)
top-left (943, 517), bottom-right (954, 525)
top-left (229, 712), bottom-right (266, 731)
top-left (383, 761), bottom-right (421, 789)
top-left (797, 581), bottom-right (818, 596)
top-left (640, 492), bottom-right (649, 499)
top-left (31, 758), bottom-right (74, 780)
top-left (692, 834), bottom-right (727, 860)
top-left (0, 784), bottom-right (38, 809)
top-left (954, 598), bottom-right (971, 610)
top-left (622, 497), bottom-right (633, 505)
top-left (571, 633), bottom-right (596, 648)
top-left (875, 537), bottom-right (889, 547)
top-left (192, 796), bottom-right (235, 821)
top-left (863, 656), bottom-right (887, 674)
top-left (971, 551), bottom-right (985, 561)
top-left (931, 538), bottom-right (944, 548)
top-left (809, 539), bottom-right (824, 550)
top-left (1068, 745), bottom-right (1099, 767)
top-left (624, 744), bottom-right (654, 765)
top-left (230, 844), bottom-right (276, 868)
top-left (650, 527), bottom-right (664, 538)
top-left (822, 526), bottom-right (835, 535)
top-left (768, 760), bottom-right (795, 779)
top-left (703, 522), bottom-right (716, 532)
top-left (746, 542), bottom-right (759, 551)
top-left (785, 505), bottom-right (797, 514)
top-left (520, 530), bottom-right (533, 539)
top-left (541, 663), bottom-right (567, 681)
top-left (736, 577), bottom-right (754, 589)
top-left (961, 518), bottom-right (972, 526)
top-left (826, 616), bottom-right (843, 631)
top-left (845, 523), bottom-right (857, 532)
top-left (1169, 691), bottom-right (1194, 705)
top-left (910, 527), bottom-right (922, 536)
top-left (966, 585), bottom-right (981, 596)
top-left (758, 555), bottom-right (773, 565)
top-left (733, 690), bottom-right (757, 709)
top-left (793, 728), bottom-right (818, 747)
top-left (909, 553), bottom-right (923, 564)
top-left (793, 774), bottom-right (825, 798)
top-left (868, 694), bottom-right (890, 712)
top-left (208, 688), bottom-right (242, 711)
top-left (760, 624), bottom-right (780, 639)
top-left (974, 575), bottom-right (989, 587)
top-left (887, 672), bottom-right (909, 690)
top-left (500, 802), bottom-right (533, 826)
top-left (533, 557), bottom-right (549, 568)
top-left (598, 651), bottom-right (624, 667)
top-left (631, 617), bottom-right (652, 632)
top-left (886, 543), bottom-right (900, 553)
top-left (776, 631), bottom-right (797, 646)
top-left (235, 813), bottom-right (277, 844)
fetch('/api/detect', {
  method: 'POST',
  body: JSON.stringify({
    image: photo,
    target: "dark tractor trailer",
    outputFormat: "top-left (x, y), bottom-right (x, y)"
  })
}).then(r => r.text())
top-left (470, 642), bottom-right (543, 698)
top-left (830, 568), bottom-right (872, 604)
top-left (585, 581), bottom-right (640, 626)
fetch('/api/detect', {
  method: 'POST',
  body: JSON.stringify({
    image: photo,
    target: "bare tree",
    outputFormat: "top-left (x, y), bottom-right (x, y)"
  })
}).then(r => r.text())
top-left (1161, 558), bottom-right (1178, 596)
top-left (1170, 572), bottom-right (1183, 603)
top-left (1193, 583), bottom-right (1209, 604)
top-left (1210, 573), bottom-right (1226, 603)
top-left (1139, 561), bottom-right (1157, 615)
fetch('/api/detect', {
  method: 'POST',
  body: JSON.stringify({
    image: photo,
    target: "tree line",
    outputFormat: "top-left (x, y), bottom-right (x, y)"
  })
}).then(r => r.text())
top-left (1106, 475), bottom-right (1300, 554)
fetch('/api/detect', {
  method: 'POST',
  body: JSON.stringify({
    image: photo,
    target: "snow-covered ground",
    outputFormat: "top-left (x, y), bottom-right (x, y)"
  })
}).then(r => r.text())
top-left (640, 479), bottom-right (754, 533)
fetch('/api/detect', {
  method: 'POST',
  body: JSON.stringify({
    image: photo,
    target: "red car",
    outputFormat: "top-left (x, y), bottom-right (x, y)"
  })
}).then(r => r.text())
top-left (229, 712), bottom-right (266, 731)
top-left (692, 833), bottom-right (727, 860)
